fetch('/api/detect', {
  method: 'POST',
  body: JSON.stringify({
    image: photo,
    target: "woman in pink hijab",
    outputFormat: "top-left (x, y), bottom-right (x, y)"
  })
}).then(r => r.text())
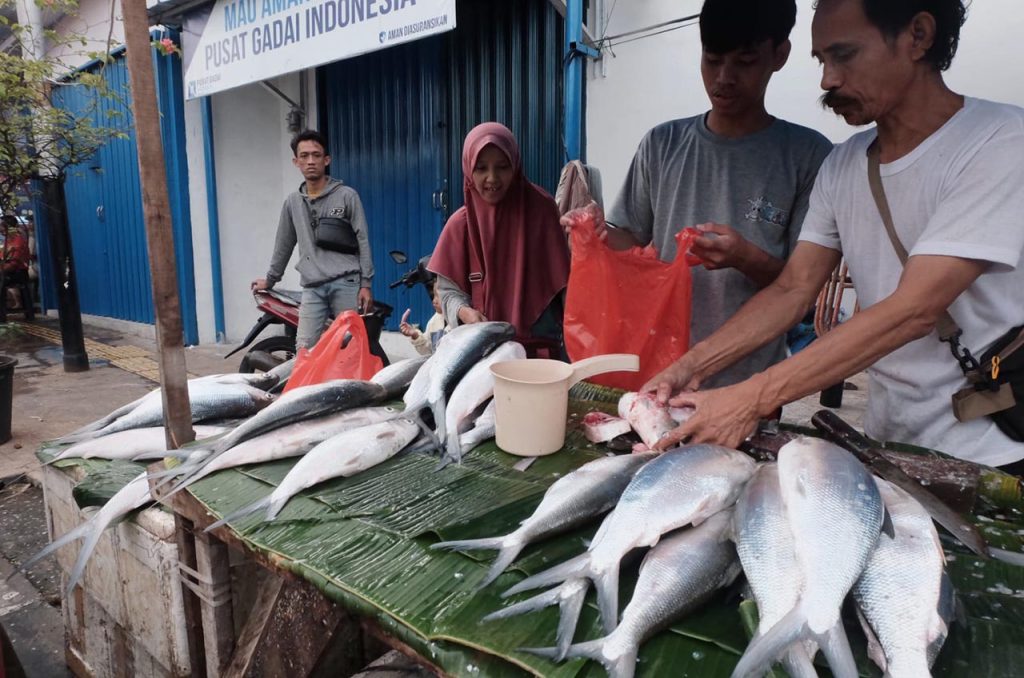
top-left (429, 123), bottom-right (570, 354)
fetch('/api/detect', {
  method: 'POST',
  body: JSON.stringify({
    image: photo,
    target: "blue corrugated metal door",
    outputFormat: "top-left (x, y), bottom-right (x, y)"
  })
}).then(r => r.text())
top-left (319, 0), bottom-right (564, 330)
top-left (46, 42), bottom-right (198, 343)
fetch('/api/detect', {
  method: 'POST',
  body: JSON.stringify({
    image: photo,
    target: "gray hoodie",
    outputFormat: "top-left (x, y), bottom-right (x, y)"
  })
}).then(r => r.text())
top-left (265, 178), bottom-right (374, 289)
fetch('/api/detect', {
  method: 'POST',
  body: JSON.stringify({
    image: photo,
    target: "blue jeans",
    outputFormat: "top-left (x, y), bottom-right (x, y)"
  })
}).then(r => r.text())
top-left (296, 274), bottom-right (360, 349)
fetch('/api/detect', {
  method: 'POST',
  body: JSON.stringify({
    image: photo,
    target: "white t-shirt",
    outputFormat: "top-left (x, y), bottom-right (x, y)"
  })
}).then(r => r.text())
top-left (800, 97), bottom-right (1024, 467)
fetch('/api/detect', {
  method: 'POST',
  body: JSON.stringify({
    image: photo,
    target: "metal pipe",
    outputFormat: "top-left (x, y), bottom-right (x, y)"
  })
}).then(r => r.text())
top-left (563, 0), bottom-right (584, 161)
top-left (201, 96), bottom-right (227, 343)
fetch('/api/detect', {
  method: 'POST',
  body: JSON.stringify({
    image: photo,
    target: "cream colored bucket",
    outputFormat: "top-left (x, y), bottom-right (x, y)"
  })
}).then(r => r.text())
top-left (490, 354), bottom-right (640, 457)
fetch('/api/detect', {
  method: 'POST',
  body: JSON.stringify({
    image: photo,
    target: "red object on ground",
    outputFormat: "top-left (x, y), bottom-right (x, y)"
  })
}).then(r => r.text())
top-left (564, 216), bottom-right (698, 390)
top-left (283, 310), bottom-right (383, 392)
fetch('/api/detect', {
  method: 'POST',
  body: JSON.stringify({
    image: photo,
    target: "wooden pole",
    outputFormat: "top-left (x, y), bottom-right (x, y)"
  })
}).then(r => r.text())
top-left (120, 0), bottom-right (194, 449)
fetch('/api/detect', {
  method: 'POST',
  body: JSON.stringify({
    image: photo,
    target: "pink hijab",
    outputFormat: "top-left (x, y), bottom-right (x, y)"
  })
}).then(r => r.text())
top-left (430, 123), bottom-right (570, 339)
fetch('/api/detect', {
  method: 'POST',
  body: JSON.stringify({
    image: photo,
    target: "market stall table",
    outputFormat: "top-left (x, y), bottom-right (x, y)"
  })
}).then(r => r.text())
top-left (39, 385), bottom-right (1024, 677)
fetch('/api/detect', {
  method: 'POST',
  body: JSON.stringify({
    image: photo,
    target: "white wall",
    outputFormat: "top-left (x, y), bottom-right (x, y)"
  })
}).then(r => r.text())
top-left (46, 0), bottom-right (125, 70)
top-left (185, 70), bottom-right (317, 343)
top-left (586, 0), bottom-right (1024, 198)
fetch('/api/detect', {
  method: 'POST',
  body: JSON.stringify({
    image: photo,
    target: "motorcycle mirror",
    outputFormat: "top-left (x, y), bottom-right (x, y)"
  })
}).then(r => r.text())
top-left (389, 250), bottom-right (408, 264)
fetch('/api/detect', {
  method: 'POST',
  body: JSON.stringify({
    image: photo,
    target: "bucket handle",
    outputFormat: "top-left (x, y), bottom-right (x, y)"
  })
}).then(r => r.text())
top-left (567, 354), bottom-right (640, 388)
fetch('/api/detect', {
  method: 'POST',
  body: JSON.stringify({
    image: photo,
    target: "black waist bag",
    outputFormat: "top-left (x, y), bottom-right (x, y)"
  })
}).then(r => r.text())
top-left (976, 326), bottom-right (1024, 442)
top-left (315, 216), bottom-right (359, 255)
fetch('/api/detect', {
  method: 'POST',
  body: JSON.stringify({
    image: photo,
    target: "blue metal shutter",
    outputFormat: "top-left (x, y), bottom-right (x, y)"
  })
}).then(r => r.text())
top-left (319, 0), bottom-right (564, 330)
top-left (42, 40), bottom-right (198, 342)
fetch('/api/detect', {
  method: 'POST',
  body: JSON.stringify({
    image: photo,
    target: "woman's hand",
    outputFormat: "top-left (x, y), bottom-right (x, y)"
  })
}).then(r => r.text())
top-left (458, 306), bottom-right (488, 325)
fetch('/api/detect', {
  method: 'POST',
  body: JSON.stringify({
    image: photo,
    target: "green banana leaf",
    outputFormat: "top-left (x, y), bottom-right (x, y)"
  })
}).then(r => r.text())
top-left (35, 384), bottom-right (1024, 677)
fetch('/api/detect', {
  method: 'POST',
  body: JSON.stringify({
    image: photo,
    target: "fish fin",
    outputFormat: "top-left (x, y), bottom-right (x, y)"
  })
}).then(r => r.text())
top-left (502, 552), bottom-right (592, 597)
top-left (16, 521), bottom-right (92, 576)
top-left (881, 506), bottom-right (896, 539)
top-left (205, 496), bottom-right (272, 532)
top-left (731, 606), bottom-right (809, 678)
top-left (525, 640), bottom-right (637, 678)
top-left (432, 394), bottom-right (448, 447)
top-left (481, 587), bottom-right (564, 623)
top-left (555, 580), bottom-right (589, 661)
top-left (854, 604), bottom-right (887, 674)
top-left (689, 496), bottom-right (717, 526)
top-left (815, 621), bottom-right (858, 678)
top-left (432, 536), bottom-right (506, 552)
top-left (595, 564), bottom-right (621, 634)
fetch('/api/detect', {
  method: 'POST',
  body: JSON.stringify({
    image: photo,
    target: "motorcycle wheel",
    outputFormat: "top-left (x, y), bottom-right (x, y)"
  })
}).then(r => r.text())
top-left (238, 336), bottom-right (296, 373)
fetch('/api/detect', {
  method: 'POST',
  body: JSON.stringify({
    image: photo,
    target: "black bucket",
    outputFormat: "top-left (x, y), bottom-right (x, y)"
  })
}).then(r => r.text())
top-left (0, 356), bottom-right (16, 444)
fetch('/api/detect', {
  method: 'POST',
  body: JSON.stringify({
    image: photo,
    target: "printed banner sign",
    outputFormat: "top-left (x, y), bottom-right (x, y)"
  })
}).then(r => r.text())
top-left (184, 0), bottom-right (456, 99)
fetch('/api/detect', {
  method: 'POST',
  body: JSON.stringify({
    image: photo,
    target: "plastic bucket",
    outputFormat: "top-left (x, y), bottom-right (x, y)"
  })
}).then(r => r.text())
top-left (490, 354), bottom-right (639, 457)
top-left (0, 356), bottom-right (17, 444)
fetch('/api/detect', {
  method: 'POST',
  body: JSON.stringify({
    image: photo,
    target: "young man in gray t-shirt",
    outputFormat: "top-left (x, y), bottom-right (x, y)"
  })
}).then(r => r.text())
top-left (566, 0), bottom-right (832, 389)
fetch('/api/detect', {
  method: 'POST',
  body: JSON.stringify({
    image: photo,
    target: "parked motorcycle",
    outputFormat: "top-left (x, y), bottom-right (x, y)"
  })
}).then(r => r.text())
top-left (227, 287), bottom-right (394, 373)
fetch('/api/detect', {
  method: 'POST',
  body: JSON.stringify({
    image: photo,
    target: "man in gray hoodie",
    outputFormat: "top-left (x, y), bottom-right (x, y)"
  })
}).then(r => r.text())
top-left (252, 129), bottom-right (374, 350)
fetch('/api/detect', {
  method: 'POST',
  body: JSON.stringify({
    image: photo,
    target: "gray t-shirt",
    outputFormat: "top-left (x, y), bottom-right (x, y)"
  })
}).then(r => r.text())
top-left (607, 114), bottom-right (833, 388)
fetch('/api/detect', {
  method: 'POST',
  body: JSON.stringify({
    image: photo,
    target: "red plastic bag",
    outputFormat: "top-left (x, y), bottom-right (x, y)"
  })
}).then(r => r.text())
top-left (564, 219), bottom-right (699, 390)
top-left (283, 310), bottom-right (384, 393)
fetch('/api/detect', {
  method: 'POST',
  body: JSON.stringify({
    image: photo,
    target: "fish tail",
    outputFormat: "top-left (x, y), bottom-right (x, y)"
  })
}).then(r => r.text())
top-left (478, 542), bottom-right (526, 589)
top-left (15, 521), bottom-right (91, 576)
top-left (65, 524), bottom-right (106, 598)
top-left (816, 620), bottom-right (858, 678)
top-left (501, 552), bottom-right (591, 597)
top-left (731, 606), bottom-right (809, 678)
top-left (431, 535), bottom-right (505, 552)
top-left (443, 434), bottom-right (463, 467)
top-left (265, 491), bottom-right (293, 522)
top-left (132, 449), bottom-right (193, 462)
top-left (780, 645), bottom-right (819, 678)
top-left (555, 580), bottom-right (589, 661)
top-left (523, 639), bottom-right (625, 676)
top-left (595, 565), bottom-right (621, 634)
top-left (481, 586), bottom-right (563, 622)
top-left (204, 496), bottom-right (272, 532)
top-left (41, 451), bottom-right (69, 466)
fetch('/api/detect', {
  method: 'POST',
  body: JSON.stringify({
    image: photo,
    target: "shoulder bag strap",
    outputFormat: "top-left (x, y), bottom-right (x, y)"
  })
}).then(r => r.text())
top-left (866, 139), bottom-right (962, 342)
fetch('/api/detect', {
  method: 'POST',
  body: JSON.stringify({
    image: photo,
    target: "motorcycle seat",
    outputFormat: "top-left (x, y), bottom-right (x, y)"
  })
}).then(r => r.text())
top-left (268, 288), bottom-right (302, 305)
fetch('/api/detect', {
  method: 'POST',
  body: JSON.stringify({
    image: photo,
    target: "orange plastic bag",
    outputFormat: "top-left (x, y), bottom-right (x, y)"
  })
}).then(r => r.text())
top-left (283, 310), bottom-right (384, 393)
top-left (564, 220), bottom-right (699, 390)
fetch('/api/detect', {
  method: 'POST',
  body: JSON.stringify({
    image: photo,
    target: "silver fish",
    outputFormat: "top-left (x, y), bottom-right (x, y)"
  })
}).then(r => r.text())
top-left (47, 424), bottom-right (229, 465)
top-left (18, 472), bottom-right (152, 598)
top-left (435, 452), bottom-right (655, 588)
top-left (853, 478), bottom-right (954, 678)
top-left (525, 510), bottom-right (741, 678)
top-left (732, 437), bottom-right (886, 678)
top-left (65, 382), bottom-right (274, 442)
top-left (442, 341), bottom-right (525, 464)
top-left (733, 464), bottom-right (818, 678)
top-left (504, 445), bottom-right (757, 642)
top-left (424, 322), bottom-right (515, 446)
top-left (206, 419), bottom-right (420, 528)
top-left (152, 406), bottom-right (400, 498)
top-left (370, 356), bottom-right (429, 400)
top-left (206, 379), bottom-right (387, 456)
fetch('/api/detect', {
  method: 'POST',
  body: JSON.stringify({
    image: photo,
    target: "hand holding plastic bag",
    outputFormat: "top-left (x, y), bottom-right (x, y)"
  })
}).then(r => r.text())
top-left (563, 213), bottom-right (700, 390)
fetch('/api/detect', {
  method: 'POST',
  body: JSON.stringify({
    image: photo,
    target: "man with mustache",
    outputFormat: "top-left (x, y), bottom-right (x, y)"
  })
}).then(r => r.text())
top-left (646, 0), bottom-right (1024, 470)
top-left (564, 0), bottom-right (832, 389)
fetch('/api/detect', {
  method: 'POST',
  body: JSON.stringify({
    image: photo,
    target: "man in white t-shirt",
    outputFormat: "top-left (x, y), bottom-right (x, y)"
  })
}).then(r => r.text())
top-left (642, 0), bottom-right (1024, 469)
